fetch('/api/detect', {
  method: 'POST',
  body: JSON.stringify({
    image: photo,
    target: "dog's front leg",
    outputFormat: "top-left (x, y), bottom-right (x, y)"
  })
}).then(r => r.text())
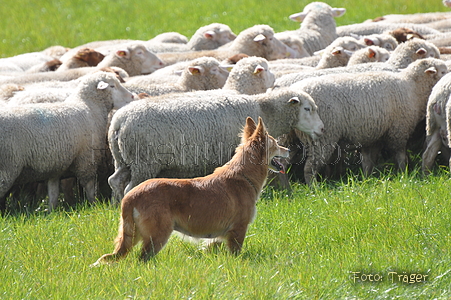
top-left (225, 225), bottom-right (248, 255)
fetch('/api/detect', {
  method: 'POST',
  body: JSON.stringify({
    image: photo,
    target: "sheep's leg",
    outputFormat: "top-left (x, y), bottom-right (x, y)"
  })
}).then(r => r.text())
top-left (0, 195), bottom-right (6, 212)
top-left (0, 170), bottom-right (20, 212)
top-left (47, 178), bottom-right (60, 211)
top-left (394, 149), bottom-right (408, 172)
top-left (361, 145), bottom-right (381, 176)
top-left (124, 172), bottom-right (149, 196)
top-left (108, 166), bottom-right (130, 203)
top-left (304, 142), bottom-right (335, 185)
top-left (422, 131), bottom-right (442, 175)
top-left (61, 178), bottom-right (76, 206)
top-left (83, 179), bottom-right (97, 203)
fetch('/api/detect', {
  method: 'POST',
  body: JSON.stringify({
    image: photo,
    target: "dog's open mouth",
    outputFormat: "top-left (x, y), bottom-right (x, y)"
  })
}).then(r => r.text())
top-left (270, 157), bottom-right (286, 174)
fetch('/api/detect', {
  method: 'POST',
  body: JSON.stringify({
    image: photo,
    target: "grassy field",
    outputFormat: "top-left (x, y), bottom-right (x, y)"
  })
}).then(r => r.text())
top-left (1, 171), bottom-right (451, 299)
top-left (0, 0), bottom-right (449, 57)
top-left (1, 0), bottom-right (451, 299)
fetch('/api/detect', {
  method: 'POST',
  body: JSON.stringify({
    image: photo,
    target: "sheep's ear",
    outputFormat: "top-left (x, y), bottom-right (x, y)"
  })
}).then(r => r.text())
top-left (97, 81), bottom-right (109, 90)
top-left (116, 49), bottom-right (130, 58)
top-left (313, 49), bottom-right (324, 56)
top-left (188, 66), bottom-right (204, 75)
top-left (425, 67), bottom-right (437, 75)
top-left (433, 103), bottom-right (442, 115)
top-left (253, 34), bottom-right (266, 43)
top-left (343, 49), bottom-right (354, 57)
top-left (253, 65), bottom-right (265, 75)
top-left (332, 8), bottom-right (346, 17)
top-left (242, 117), bottom-right (257, 141)
top-left (288, 97), bottom-right (300, 105)
top-left (204, 30), bottom-right (215, 39)
top-left (289, 12), bottom-right (307, 22)
top-left (364, 37), bottom-right (376, 46)
top-left (331, 47), bottom-right (343, 56)
top-left (350, 33), bottom-right (362, 40)
top-left (219, 64), bottom-right (234, 72)
top-left (368, 48), bottom-right (376, 58)
top-left (416, 48), bottom-right (427, 56)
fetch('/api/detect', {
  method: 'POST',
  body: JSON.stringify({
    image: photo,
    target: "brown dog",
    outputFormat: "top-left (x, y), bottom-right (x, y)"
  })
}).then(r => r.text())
top-left (92, 117), bottom-right (289, 264)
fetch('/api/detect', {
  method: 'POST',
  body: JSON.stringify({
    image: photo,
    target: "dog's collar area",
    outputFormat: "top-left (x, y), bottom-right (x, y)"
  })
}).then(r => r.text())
top-left (241, 173), bottom-right (259, 194)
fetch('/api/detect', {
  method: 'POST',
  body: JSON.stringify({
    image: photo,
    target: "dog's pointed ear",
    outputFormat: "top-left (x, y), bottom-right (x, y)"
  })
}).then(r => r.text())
top-left (254, 116), bottom-right (267, 137)
top-left (242, 117), bottom-right (257, 141)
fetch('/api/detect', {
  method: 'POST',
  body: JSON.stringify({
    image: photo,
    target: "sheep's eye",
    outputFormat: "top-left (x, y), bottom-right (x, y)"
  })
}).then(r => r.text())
top-left (304, 107), bottom-right (311, 112)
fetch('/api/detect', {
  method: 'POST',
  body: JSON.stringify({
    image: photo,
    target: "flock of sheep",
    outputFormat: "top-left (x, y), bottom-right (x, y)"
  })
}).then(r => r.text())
top-left (0, 1), bottom-right (451, 211)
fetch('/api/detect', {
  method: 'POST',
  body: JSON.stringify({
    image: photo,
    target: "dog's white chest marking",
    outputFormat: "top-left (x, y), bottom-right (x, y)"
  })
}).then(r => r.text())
top-left (133, 207), bottom-right (140, 219)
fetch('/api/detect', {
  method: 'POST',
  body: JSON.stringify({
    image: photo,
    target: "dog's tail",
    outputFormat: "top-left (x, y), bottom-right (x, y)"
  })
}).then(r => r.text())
top-left (91, 201), bottom-right (138, 267)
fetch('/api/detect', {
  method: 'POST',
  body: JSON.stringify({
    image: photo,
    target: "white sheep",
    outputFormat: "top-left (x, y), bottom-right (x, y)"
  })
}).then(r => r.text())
top-left (183, 23), bottom-right (237, 51)
top-left (220, 56), bottom-right (275, 94)
top-left (95, 42), bottom-right (165, 76)
top-left (270, 45), bottom-right (353, 78)
top-left (275, 38), bottom-right (440, 87)
top-left (6, 88), bottom-right (74, 106)
top-left (127, 56), bottom-right (274, 96)
top-left (445, 0), bottom-right (451, 8)
top-left (148, 23), bottom-right (236, 52)
top-left (369, 11), bottom-right (451, 24)
top-left (0, 72), bottom-right (134, 211)
top-left (269, 36), bottom-right (365, 77)
top-left (0, 84), bottom-right (24, 102)
top-left (269, 36), bottom-right (364, 73)
top-left (0, 66), bottom-right (130, 87)
top-left (0, 45), bottom-right (68, 73)
top-left (274, 32), bottom-right (311, 58)
top-left (426, 32), bottom-right (451, 48)
top-left (337, 22), bottom-right (442, 38)
top-left (0, 52), bottom-right (55, 73)
top-left (157, 25), bottom-right (295, 66)
top-left (351, 33), bottom-right (399, 51)
top-left (107, 88), bottom-right (324, 200)
top-left (62, 24), bottom-right (235, 61)
top-left (422, 72), bottom-right (451, 174)
top-left (56, 48), bottom-right (105, 71)
top-left (289, 58), bottom-right (448, 183)
top-left (284, 2), bottom-right (346, 55)
top-left (423, 19), bottom-right (451, 32)
top-left (123, 57), bottom-right (229, 95)
top-left (148, 32), bottom-right (189, 44)
top-left (346, 45), bottom-right (390, 66)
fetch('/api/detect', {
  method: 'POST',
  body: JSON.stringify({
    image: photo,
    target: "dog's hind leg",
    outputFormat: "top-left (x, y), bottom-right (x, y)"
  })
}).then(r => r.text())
top-left (225, 224), bottom-right (249, 255)
top-left (137, 212), bottom-right (173, 261)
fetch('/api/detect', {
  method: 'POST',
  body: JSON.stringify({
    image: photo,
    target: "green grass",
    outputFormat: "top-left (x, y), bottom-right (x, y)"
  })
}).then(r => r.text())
top-left (1, 170), bottom-right (451, 299)
top-left (0, 0), bottom-right (449, 57)
top-left (1, 0), bottom-right (451, 298)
